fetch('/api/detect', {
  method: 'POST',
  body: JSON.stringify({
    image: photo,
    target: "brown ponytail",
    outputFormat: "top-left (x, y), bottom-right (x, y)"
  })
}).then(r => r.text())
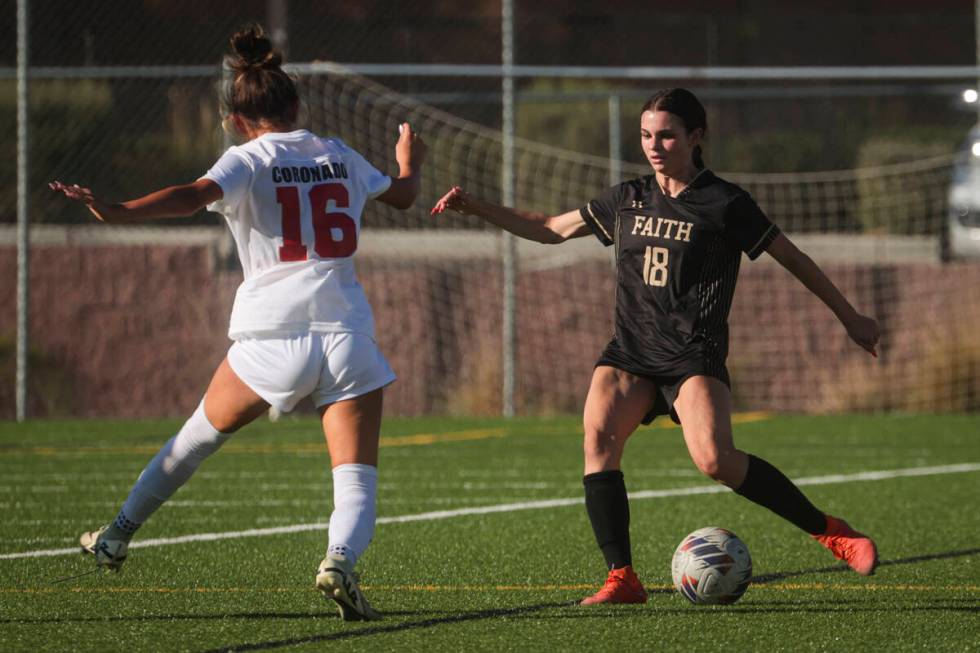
top-left (223, 24), bottom-right (298, 125)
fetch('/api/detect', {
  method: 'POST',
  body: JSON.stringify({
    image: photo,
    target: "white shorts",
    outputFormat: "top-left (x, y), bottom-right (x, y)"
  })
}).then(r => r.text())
top-left (227, 332), bottom-right (396, 412)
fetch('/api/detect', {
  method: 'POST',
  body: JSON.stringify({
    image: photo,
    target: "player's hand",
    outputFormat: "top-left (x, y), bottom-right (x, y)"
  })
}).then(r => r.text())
top-left (845, 312), bottom-right (880, 357)
top-left (48, 181), bottom-right (115, 223)
top-left (431, 186), bottom-right (472, 216)
top-left (396, 122), bottom-right (426, 171)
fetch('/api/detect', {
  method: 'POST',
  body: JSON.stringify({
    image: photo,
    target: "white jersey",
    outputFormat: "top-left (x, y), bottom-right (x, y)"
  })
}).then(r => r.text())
top-left (203, 130), bottom-right (391, 340)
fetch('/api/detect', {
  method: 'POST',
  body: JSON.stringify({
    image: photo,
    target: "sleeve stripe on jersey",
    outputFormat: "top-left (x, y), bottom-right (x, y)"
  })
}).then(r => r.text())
top-left (583, 202), bottom-right (613, 241)
top-left (747, 223), bottom-right (778, 258)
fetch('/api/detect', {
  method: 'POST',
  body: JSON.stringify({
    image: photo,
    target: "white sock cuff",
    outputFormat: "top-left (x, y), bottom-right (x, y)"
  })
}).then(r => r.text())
top-left (169, 399), bottom-right (229, 464)
top-left (332, 463), bottom-right (378, 478)
top-left (191, 398), bottom-right (222, 436)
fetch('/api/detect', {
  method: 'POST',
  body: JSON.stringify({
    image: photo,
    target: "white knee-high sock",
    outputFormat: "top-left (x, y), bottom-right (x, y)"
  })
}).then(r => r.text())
top-left (112, 401), bottom-right (229, 537)
top-left (327, 464), bottom-right (378, 565)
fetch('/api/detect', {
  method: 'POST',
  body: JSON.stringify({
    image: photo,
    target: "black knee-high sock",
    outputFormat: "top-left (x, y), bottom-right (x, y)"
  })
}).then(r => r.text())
top-left (735, 454), bottom-right (827, 535)
top-left (583, 470), bottom-right (632, 569)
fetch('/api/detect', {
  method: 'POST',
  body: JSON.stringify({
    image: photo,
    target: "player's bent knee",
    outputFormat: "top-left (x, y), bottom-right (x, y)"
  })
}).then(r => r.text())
top-left (693, 455), bottom-right (723, 480)
top-left (689, 447), bottom-right (729, 481)
top-left (204, 401), bottom-right (268, 434)
top-left (203, 410), bottom-right (240, 434)
top-left (690, 448), bottom-right (743, 485)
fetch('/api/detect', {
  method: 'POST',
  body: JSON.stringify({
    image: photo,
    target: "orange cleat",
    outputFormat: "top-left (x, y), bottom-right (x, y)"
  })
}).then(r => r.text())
top-left (580, 566), bottom-right (649, 605)
top-left (813, 514), bottom-right (879, 576)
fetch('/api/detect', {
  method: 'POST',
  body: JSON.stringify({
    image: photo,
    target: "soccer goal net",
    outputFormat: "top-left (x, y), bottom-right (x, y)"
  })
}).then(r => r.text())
top-left (300, 67), bottom-right (979, 416)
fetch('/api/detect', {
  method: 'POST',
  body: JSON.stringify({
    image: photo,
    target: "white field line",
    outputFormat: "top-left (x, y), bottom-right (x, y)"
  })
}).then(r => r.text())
top-left (2, 462), bottom-right (978, 561)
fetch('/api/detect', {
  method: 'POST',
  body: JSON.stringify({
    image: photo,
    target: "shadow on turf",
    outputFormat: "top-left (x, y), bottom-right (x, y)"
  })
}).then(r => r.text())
top-left (535, 602), bottom-right (979, 619)
top-left (198, 601), bottom-right (576, 653)
top-left (0, 611), bottom-right (383, 625)
top-left (751, 546), bottom-right (980, 584)
top-left (196, 547), bottom-right (980, 651)
top-left (7, 548), bottom-right (976, 647)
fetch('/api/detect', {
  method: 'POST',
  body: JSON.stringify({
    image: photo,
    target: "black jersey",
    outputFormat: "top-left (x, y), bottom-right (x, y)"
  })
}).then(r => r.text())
top-left (579, 170), bottom-right (779, 375)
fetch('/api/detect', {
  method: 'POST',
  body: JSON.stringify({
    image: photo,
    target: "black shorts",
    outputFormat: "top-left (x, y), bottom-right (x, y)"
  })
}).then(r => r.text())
top-left (594, 337), bottom-right (730, 425)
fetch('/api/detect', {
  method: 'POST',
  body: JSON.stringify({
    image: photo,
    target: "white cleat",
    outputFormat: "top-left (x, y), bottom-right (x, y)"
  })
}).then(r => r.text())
top-left (79, 525), bottom-right (128, 571)
top-left (315, 554), bottom-right (381, 621)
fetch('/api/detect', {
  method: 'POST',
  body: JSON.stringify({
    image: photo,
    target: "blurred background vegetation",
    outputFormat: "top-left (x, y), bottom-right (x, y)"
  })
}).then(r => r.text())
top-left (1, 0), bottom-right (975, 228)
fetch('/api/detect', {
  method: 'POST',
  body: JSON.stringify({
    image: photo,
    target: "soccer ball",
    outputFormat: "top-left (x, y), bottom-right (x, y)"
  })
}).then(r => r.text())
top-left (671, 527), bottom-right (752, 605)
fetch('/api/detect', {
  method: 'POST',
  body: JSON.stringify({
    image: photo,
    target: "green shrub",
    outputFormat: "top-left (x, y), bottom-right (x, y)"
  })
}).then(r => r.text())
top-left (0, 79), bottom-right (115, 224)
top-left (854, 131), bottom-right (959, 235)
top-left (0, 79), bottom-right (222, 226)
top-left (516, 78), bottom-right (617, 160)
top-left (713, 130), bottom-right (827, 174)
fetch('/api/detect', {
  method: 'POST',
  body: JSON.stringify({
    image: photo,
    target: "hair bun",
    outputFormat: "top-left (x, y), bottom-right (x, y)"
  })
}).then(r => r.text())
top-left (229, 25), bottom-right (281, 72)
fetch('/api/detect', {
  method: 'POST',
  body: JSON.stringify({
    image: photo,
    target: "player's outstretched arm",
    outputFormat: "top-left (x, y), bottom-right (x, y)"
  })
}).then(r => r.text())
top-left (431, 186), bottom-right (590, 244)
top-left (49, 179), bottom-right (222, 224)
top-left (766, 232), bottom-right (879, 357)
top-left (377, 122), bottom-right (426, 209)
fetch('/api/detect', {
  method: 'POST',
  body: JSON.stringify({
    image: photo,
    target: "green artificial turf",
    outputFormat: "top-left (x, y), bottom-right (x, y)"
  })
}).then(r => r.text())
top-left (1, 414), bottom-right (977, 652)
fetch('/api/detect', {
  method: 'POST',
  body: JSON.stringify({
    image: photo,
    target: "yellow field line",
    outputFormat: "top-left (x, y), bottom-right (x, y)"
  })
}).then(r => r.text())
top-left (0, 429), bottom-right (508, 456)
top-left (3, 581), bottom-right (977, 594)
top-left (372, 581), bottom-right (979, 593)
top-left (0, 587), bottom-right (297, 594)
top-left (758, 582), bottom-right (980, 592)
top-left (0, 413), bottom-right (773, 456)
top-left (731, 411), bottom-right (771, 425)
top-left (641, 411), bottom-right (772, 430)
top-left (511, 412), bottom-right (772, 436)
top-left (379, 429), bottom-right (507, 447)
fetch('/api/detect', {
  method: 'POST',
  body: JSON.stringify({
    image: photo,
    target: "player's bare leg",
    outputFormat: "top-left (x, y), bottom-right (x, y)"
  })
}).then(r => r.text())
top-left (582, 366), bottom-right (655, 474)
top-left (674, 375), bottom-right (877, 574)
top-left (315, 388), bottom-right (384, 620)
top-left (320, 388), bottom-right (383, 467)
top-left (81, 357), bottom-right (268, 571)
top-left (203, 357), bottom-right (272, 433)
top-left (673, 375), bottom-right (747, 488)
top-left (579, 366), bottom-right (652, 605)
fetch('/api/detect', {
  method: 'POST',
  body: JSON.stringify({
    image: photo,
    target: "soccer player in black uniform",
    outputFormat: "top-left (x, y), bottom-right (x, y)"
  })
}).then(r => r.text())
top-left (432, 88), bottom-right (879, 605)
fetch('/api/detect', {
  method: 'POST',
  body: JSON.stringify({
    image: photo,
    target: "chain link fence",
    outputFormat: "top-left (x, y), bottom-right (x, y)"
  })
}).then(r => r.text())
top-left (3, 1), bottom-right (980, 418)
top-left (2, 1), bottom-right (978, 229)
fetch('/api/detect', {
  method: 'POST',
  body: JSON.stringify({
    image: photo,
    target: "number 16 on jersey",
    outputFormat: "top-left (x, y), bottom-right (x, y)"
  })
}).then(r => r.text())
top-left (276, 181), bottom-right (357, 261)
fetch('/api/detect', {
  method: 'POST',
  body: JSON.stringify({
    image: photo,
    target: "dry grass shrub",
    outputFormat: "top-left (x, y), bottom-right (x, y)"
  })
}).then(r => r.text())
top-left (445, 338), bottom-right (503, 416)
top-left (818, 323), bottom-right (980, 413)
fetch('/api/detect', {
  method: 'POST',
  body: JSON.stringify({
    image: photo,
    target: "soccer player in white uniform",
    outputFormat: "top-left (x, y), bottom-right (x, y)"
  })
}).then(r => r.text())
top-left (49, 25), bottom-right (425, 621)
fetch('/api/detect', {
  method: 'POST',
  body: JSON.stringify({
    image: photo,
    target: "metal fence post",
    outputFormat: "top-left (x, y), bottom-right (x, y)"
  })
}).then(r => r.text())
top-left (608, 93), bottom-right (622, 186)
top-left (501, 0), bottom-right (516, 417)
top-left (16, 0), bottom-right (30, 422)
